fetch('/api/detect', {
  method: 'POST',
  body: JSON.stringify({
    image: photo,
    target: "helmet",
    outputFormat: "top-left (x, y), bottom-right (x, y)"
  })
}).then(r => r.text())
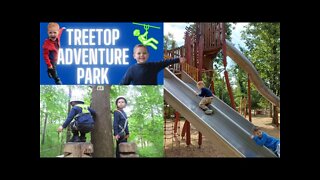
top-left (70, 96), bottom-right (84, 103)
top-left (116, 96), bottom-right (127, 106)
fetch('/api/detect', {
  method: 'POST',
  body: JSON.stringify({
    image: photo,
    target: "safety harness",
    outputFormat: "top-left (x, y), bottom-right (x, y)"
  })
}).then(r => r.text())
top-left (116, 109), bottom-right (128, 137)
top-left (74, 104), bottom-right (90, 119)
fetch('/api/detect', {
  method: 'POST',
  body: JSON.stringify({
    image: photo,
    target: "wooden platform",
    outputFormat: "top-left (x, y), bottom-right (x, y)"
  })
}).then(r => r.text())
top-left (119, 142), bottom-right (139, 158)
top-left (63, 142), bottom-right (93, 157)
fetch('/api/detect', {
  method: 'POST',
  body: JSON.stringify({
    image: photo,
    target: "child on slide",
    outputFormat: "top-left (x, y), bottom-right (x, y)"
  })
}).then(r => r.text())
top-left (196, 81), bottom-right (214, 115)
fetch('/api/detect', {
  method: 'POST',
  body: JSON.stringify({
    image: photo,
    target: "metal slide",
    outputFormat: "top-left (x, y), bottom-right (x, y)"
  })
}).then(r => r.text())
top-left (226, 40), bottom-right (280, 108)
top-left (164, 68), bottom-right (276, 157)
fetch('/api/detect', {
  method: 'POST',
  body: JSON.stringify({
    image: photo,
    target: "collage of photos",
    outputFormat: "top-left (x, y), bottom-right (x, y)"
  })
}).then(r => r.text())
top-left (40, 22), bottom-right (280, 158)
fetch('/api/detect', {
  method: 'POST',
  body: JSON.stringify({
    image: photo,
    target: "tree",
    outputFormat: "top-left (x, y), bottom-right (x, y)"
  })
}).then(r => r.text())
top-left (40, 85), bottom-right (69, 156)
top-left (164, 32), bottom-right (177, 50)
top-left (41, 112), bottom-right (48, 145)
top-left (40, 85), bottom-right (95, 157)
top-left (241, 23), bottom-right (280, 121)
top-left (91, 85), bottom-right (114, 157)
top-left (110, 85), bottom-right (164, 157)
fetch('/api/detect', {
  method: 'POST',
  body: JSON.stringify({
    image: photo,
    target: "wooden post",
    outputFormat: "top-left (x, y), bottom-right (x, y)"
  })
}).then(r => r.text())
top-left (274, 105), bottom-right (279, 127)
top-left (185, 32), bottom-right (192, 65)
top-left (185, 121), bottom-right (191, 146)
top-left (211, 80), bottom-right (215, 95)
top-left (91, 85), bottom-right (114, 157)
top-left (174, 111), bottom-right (180, 135)
top-left (222, 23), bottom-right (236, 110)
top-left (224, 71), bottom-right (236, 110)
top-left (181, 120), bottom-right (191, 145)
top-left (63, 142), bottom-right (93, 157)
top-left (119, 142), bottom-right (139, 158)
top-left (248, 74), bottom-right (252, 122)
top-left (198, 35), bottom-right (204, 81)
top-left (181, 120), bottom-right (186, 139)
top-left (198, 132), bottom-right (202, 148)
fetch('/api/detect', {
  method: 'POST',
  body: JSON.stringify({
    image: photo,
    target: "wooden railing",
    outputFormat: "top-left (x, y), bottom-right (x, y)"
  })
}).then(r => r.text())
top-left (182, 63), bottom-right (199, 81)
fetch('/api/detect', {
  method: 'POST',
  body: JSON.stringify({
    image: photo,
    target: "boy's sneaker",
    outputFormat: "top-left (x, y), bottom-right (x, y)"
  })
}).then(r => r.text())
top-left (55, 79), bottom-right (62, 85)
top-left (205, 109), bottom-right (213, 115)
top-left (69, 135), bottom-right (80, 142)
top-left (80, 136), bottom-right (86, 142)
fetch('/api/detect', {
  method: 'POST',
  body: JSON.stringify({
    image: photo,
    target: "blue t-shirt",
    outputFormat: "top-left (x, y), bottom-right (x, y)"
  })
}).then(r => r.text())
top-left (198, 87), bottom-right (213, 97)
top-left (120, 58), bottom-right (180, 85)
top-left (253, 132), bottom-right (280, 152)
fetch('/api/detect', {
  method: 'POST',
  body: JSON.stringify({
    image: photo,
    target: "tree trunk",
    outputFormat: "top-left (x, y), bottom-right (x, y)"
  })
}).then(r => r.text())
top-left (269, 103), bottom-right (273, 118)
top-left (40, 111), bottom-right (43, 135)
top-left (60, 130), bottom-right (64, 154)
top-left (272, 105), bottom-right (279, 126)
top-left (140, 136), bottom-right (143, 148)
top-left (41, 112), bottom-right (48, 145)
top-left (66, 87), bottom-right (72, 142)
top-left (91, 85), bottom-right (114, 157)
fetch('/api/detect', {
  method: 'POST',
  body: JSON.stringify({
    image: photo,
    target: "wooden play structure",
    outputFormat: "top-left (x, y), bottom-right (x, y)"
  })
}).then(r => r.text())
top-left (164, 23), bottom-right (279, 150)
top-left (58, 142), bottom-right (94, 157)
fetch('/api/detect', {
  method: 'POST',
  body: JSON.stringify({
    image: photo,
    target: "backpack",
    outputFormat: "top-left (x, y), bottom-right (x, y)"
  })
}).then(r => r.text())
top-left (74, 104), bottom-right (92, 122)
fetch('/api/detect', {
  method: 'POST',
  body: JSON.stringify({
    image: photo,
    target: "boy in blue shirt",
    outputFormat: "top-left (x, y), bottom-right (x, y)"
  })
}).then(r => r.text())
top-left (113, 96), bottom-right (129, 158)
top-left (251, 126), bottom-right (280, 157)
top-left (120, 44), bottom-right (186, 85)
top-left (196, 81), bottom-right (214, 115)
top-left (57, 96), bottom-right (96, 142)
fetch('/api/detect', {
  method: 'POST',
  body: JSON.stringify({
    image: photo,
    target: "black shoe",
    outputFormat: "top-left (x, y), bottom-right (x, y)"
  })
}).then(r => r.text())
top-left (55, 79), bottom-right (62, 85)
top-left (200, 107), bottom-right (209, 111)
top-left (80, 136), bottom-right (86, 142)
top-left (69, 136), bottom-right (80, 142)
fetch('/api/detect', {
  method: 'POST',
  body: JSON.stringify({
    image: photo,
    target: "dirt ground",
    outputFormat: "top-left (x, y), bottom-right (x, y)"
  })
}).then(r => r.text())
top-left (164, 113), bottom-right (280, 157)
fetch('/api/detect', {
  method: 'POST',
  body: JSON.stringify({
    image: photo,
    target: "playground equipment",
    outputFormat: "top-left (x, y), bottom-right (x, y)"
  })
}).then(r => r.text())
top-left (59, 142), bottom-right (93, 157)
top-left (164, 68), bottom-right (275, 157)
top-left (164, 23), bottom-right (280, 157)
top-left (225, 40), bottom-right (280, 108)
top-left (119, 142), bottom-right (139, 158)
top-left (164, 106), bottom-right (182, 152)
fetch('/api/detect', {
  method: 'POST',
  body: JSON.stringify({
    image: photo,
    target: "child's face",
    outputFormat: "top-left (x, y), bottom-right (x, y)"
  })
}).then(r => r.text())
top-left (117, 99), bottom-right (126, 109)
top-left (133, 47), bottom-right (149, 64)
top-left (48, 25), bottom-right (59, 41)
top-left (254, 130), bottom-right (262, 137)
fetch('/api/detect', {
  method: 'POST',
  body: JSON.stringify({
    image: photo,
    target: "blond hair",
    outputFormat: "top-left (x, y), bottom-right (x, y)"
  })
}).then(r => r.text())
top-left (48, 22), bottom-right (59, 30)
top-left (252, 126), bottom-right (261, 132)
top-left (197, 81), bottom-right (205, 87)
top-left (133, 44), bottom-right (148, 53)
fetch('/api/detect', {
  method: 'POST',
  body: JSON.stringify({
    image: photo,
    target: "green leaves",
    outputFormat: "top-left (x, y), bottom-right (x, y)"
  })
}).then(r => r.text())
top-left (40, 85), bottom-right (92, 157)
top-left (164, 32), bottom-right (178, 50)
top-left (241, 23), bottom-right (280, 97)
top-left (111, 85), bottom-right (164, 157)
